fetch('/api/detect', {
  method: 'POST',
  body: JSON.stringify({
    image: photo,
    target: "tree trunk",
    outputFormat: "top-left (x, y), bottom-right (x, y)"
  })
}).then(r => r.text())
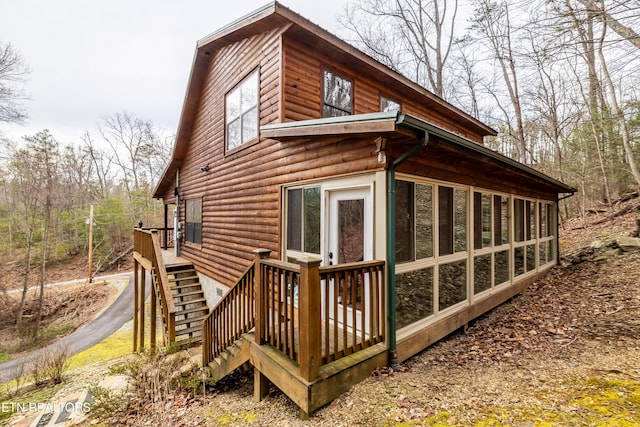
top-left (15, 230), bottom-right (32, 328)
top-left (597, 24), bottom-right (640, 193)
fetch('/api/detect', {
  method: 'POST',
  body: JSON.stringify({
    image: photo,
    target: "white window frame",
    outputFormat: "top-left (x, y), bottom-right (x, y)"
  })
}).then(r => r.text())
top-left (225, 70), bottom-right (259, 152)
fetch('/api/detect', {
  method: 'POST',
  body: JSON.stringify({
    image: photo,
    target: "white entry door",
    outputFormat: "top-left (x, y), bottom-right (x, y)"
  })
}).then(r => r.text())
top-left (324, 187), bottom-right (373, 333)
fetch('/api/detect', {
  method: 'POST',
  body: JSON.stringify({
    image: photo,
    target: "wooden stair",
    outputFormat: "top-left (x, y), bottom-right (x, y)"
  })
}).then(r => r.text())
top-left (207, 333), bottom-right (253, 381)
top-left (166, 263), bottom-right (209, 345)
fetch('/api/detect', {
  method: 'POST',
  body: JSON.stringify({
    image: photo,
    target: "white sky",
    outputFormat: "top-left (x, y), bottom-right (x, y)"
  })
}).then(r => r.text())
top-left (0, 0), bottom-right (347, 144)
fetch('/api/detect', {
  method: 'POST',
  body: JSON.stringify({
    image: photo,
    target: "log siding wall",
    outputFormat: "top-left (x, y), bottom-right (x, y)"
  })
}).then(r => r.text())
top-left (171, 27), bottom-right (385, 286)
top-left (281, 36), bottom-right (485, 144)
top-left (161, 26), bottom-right (502, 286)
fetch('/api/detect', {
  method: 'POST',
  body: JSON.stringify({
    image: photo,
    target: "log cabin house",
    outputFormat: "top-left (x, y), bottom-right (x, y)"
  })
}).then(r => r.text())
top-left (132, 1), bottom-right (575, 417)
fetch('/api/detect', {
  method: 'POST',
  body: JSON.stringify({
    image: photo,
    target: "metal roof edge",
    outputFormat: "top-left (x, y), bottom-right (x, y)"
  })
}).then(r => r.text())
top-left (261, 111), bottom-right (399, 132)
top-left (395, 113), bottom-right (576, 193)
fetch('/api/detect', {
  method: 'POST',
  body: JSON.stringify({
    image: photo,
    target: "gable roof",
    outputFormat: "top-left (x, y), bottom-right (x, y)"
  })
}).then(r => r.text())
top-left (154, 1), bottom-right (496, 198)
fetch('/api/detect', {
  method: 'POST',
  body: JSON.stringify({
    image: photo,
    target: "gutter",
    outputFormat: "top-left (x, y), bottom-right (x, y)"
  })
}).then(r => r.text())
top-left (387, 126), bottom-right (430, 369)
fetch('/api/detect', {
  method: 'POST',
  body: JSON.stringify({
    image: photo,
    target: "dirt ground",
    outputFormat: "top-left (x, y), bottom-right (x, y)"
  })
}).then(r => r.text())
top-left (5, 201), bottom-right (640, 426)
top-left (173, 202), bottom-right (640, 426)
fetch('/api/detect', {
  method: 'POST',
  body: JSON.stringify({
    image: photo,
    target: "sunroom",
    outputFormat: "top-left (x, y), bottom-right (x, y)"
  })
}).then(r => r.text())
top-left (264, 111), bottom-right (574, 363)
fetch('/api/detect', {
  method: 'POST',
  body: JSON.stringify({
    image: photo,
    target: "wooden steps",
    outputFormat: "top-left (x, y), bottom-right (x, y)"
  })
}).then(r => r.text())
top-left (164, 263), bottom-right (210, 345)
top-left (207, 333), bottom-right (253, 381)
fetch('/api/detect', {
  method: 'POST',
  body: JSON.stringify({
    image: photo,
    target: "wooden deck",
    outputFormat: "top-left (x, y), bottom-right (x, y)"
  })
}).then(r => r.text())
top-left (161, 250), bottom-right (191, 268)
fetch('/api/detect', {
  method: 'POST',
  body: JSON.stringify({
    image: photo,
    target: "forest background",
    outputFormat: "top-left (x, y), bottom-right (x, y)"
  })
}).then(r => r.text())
top-left (0, 0), bottom-right (639, 337)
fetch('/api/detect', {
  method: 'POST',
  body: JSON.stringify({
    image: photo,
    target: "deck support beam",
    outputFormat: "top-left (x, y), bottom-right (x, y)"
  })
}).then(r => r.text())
top-left (254, 369), bottom-right (270, 402)
top-left (150, 275), bottom-right (157, 353)
top-left (139, 264), bottom-right (146, 351)
top-left (133, 259), bottom-right (139, 352)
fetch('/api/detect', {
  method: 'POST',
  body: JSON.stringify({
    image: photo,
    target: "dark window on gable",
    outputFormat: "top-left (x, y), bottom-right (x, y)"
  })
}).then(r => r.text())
top-left (185, 199), bottom-right (202, 245)
top-left (323, 70), bottom-right (353, 117)
top-left (380, 95), bottom-right (401, 112)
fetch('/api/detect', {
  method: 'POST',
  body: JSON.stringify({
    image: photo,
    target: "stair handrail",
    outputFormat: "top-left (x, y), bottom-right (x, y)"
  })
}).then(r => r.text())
top-left (202, 250), bottom-right (268, 367)
top-left (134, 228), bottom-right (177, 344)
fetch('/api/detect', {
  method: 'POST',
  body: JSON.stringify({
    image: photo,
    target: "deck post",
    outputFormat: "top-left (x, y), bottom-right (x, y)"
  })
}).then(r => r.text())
top-left (253, 248), bottom-right (271, 345)
top-left (133, 259), bottom-right (139, 352)
top-left (254, 368), bottom-right (270, 402)
top-left (139, 265), bottom-right (146, 351)
top-left (150, 277), bottom-right (157, 353)
top-left (297, 257), bottom-right (322, 382)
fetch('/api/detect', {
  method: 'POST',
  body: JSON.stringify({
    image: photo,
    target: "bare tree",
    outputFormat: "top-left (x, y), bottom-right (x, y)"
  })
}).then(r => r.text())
top-left (7, 142), bottom-right (42, 327)
top-left (24, 131), bottom-right (59, 338)
top-left (471, 0), bottom-right (528, 163)
top-left (576, 0), bottom-right (640, 50)
top-left (340, 0), bottom-right (458, 98)
top-left (595, 12), bottom-right (640, 192)
top-left (0, 42), bottom-right (30, 124)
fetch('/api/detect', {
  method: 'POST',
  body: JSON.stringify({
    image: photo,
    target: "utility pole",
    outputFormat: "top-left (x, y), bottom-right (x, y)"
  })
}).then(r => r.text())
top-left (88, 204), bottom-right (94, 283)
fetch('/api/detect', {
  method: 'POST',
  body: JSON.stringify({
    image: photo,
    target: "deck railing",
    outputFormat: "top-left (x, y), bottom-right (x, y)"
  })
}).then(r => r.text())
top-left (202, 259), bottom-right (257, 365)
top-left (201, 249), bottom-right (386, 383)
top-left (319, 260), bottom-right (386, 364)
top-left (138, 226), bottom-right (174, 249)
top-left (255, 258), bottom-right (301, 361)
top-left (133, 228), bottom-right (176, 345)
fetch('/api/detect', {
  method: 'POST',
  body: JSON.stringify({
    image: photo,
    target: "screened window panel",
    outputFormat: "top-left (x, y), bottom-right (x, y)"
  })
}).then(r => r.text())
top-left (454, 189), bottom-right (467, 253)
top-left (514, 246), bottom-right (525, 276)
top-left (439, 260), bottom-right (467, 310)
top-left (474, 192), bottom-right (491, 249)
top-left (396, 266), bottom-right (433, 329)
top-left (494, 250), bottom-right (510, 285)
top-left (474, 254), bottom-right (492, 294)
top-left (415, 184), bottom-right (433, 259)
top-left (395, 180), bottom-right (415, 263)
top-left (438, 186), bottom-right (454, 256)
top-left (514, 199), bottom-right (525, 242)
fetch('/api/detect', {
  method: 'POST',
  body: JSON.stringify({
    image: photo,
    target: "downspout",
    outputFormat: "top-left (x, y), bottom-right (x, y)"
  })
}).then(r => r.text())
top-left (387, 129), bottom-right (430, 369)
top-left (556, 191), bottom-right (575, 265)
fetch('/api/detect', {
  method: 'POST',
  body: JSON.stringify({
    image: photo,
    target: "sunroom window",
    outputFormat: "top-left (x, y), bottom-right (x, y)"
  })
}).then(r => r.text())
top-left (438, 186), bottom-right (467, 256)
top-left (395, 181), bottom-right (434, 263)
top-left (226, 71), bottom-right (258, 151)
top-left (514, 198), bottom-right (537, 276)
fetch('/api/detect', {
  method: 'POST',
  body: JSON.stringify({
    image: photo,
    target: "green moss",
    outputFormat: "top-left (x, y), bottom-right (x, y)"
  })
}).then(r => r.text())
top-left (469, 376), bottom-right (640, 426)
top-left (0, 354), bottom-right (8, 364)
top-left (67, 328), bottom-right (133, 371)
top-left (215, 410), bottom-right (257, 425)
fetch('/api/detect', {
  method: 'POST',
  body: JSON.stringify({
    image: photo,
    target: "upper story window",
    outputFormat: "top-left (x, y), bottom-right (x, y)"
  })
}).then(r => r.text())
top-left (380, 95), bottom-right (401, 112)
top-left (226, 71), bottom-right (259, 152)
top-left (323, 70), bottom-right (353, 117)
